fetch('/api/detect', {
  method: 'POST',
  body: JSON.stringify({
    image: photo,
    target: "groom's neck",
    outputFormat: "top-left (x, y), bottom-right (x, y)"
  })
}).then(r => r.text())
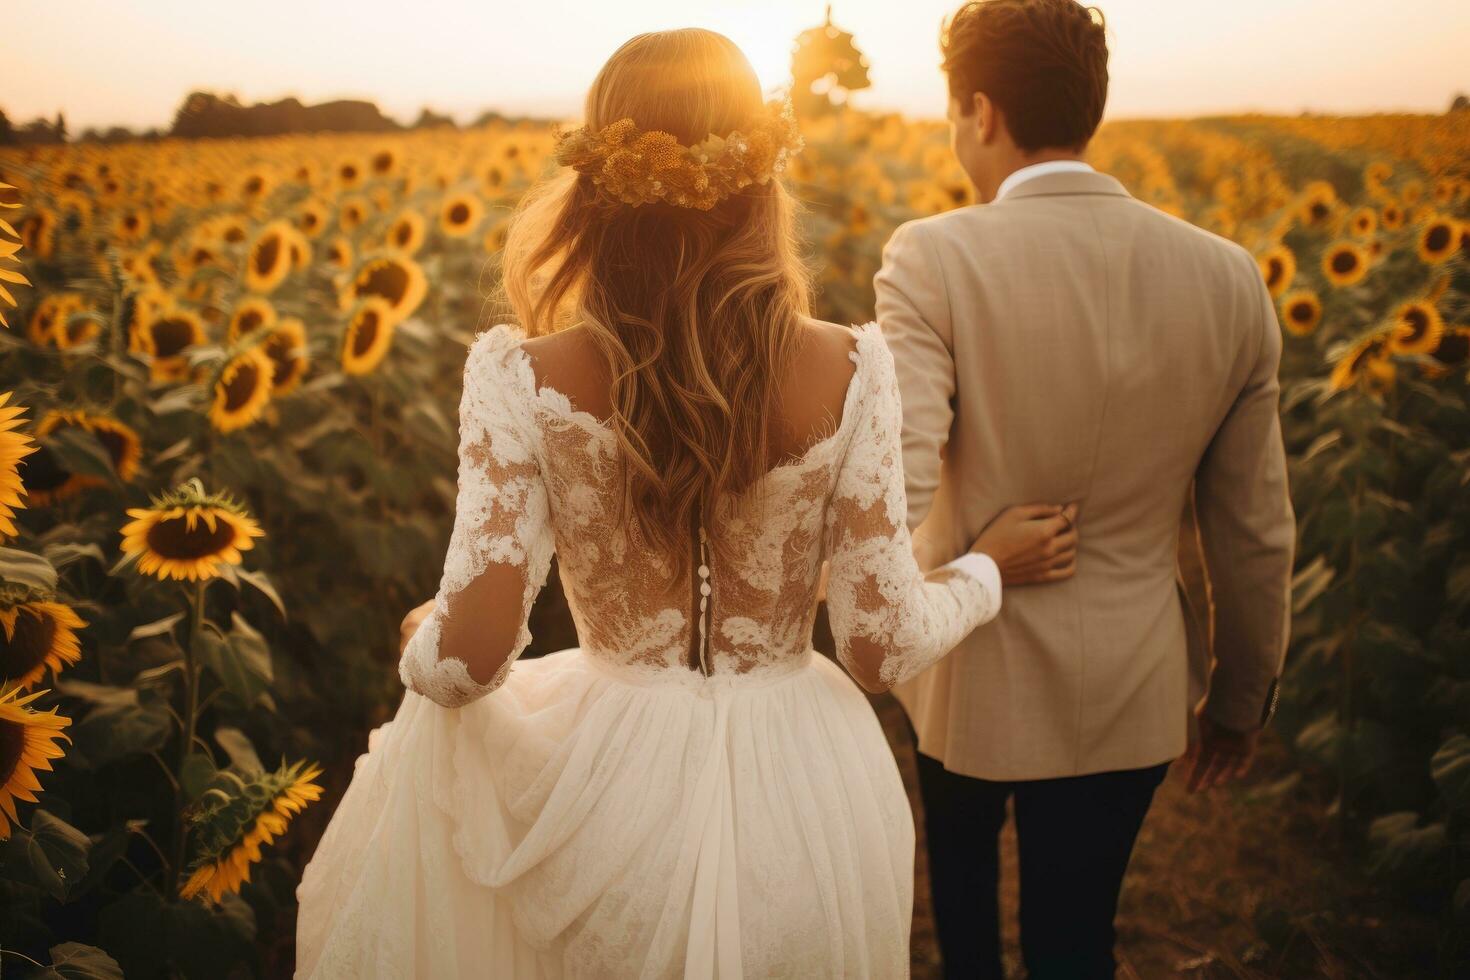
top-left (977, 146), bottom-right (1089, 204)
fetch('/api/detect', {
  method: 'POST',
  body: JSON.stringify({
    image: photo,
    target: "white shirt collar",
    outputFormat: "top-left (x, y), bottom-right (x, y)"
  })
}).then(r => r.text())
top-left (993, 160), bottom-right (1095, 202)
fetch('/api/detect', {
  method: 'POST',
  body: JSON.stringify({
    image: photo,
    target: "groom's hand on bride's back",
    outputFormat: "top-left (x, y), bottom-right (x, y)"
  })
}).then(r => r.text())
top-left (971, 503), bottom-right (1079, 586)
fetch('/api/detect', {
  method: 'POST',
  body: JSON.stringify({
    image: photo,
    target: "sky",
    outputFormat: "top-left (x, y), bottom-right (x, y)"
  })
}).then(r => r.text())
top-left (7, 0), bottom-right (1467, 132)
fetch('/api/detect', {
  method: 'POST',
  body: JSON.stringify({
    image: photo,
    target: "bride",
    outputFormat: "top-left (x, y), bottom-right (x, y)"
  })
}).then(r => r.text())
top-left (295, 28), bottom-right (1077, 979)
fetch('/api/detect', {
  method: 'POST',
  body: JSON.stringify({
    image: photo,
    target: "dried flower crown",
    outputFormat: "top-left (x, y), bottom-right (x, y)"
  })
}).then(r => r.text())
top-left (554, 99), bottom-right (803, 211)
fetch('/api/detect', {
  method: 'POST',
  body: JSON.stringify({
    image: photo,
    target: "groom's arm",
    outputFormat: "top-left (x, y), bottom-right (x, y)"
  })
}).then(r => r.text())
top-left (1195, 253), bottom-right (1296, 734)
top-left (874, 220), bottom-right (956, 532)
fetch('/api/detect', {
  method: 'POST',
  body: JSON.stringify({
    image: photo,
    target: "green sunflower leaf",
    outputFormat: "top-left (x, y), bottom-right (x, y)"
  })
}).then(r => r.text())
top-left (1430, 735), bottom-right (1470, 811)
top-left (0, 545), bottom-right (58, 592)
top-left (35, 942), bottom-right (124, 980)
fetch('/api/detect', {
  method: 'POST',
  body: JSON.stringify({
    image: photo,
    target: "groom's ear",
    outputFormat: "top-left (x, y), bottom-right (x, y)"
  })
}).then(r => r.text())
top-left (971, 92), bottom-right (998, 145)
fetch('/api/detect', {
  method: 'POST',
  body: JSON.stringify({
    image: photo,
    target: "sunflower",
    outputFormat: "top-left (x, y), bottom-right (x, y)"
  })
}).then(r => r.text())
top-left (370, 147), bottom-right (399, 178)
top-left (340, 298), bottom-right (396, 375)
top-left (336, 159), bottom-right (365, 190)
top-left (340, 254), bottom-right (427, 325)
top-left (209, 347), bottom-right (275, 434)
top-left (1322, 241), bottom-right (1369, 288)
top-left (1348, 207), bottom-right (1377, 238)
top-left (240, 170), bottom-right (273, 203)
top-left (0, 392), bottom-right (37, 539)
top-left (1416, 216), bottom-right (1460, 265)
top-left (1280, 290), bottom-right (1322, 336)
top-left (0, 685), bottom-right (71, 839)
top-left (244, 220), bottom-right (294, 294)
top-left (119, 479), bottom-right (264, 582)
top-left (1389, 300), bottom-right (1445, 355)
top-left (25, 411), bottom-right (143, 506)
top-left (1, 599), bottom-right (85, 690)
top-left (174, 237), bottom-right (222, 279)
top-left (481, 162), bottom-right (510, 194)
top-left (123, 286), bottom-right (173, 352)
top-left (439, 192), bottom-right (484, 238)
top-left (1257, 245), bottom-right (1296, 298)
top-left (1329, 331), bottom-right (1394, 393)
top-left (56, 310), bottom-right (103, 350)
top-left (260, 317), bottom-right (309, 395)
top-left (1380, 202), bottom-right (1405, 231)
top-left (180, 760), bottom-right (322, 903)
top-left (338, 197), bottom-right (368, 233)
top-left (386, 210), bottom-right (426, 254)
top-left (295, 199), bottom-right (328, 239)
top-left (15, 209), bottom-right (57, 260)
top-left (217, 215), bottom-right (249, 245)
top-left (114, 208), bottom-right (150, 244)
top-left (287, 228), bottom-right (312, 271)
top-left (324, 236), bottom-right (353, 272)
top-left (136, 308), bottom-right (206, 381)
top-left (227, 297), bottom-right (278, 343)
top-left (1298, 181), bottom-right (1337, 227)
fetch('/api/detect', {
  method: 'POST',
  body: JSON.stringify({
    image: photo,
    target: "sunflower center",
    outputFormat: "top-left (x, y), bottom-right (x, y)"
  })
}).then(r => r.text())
top-left (1331, 250), bottom-right (1358, 274)
top-left (1399, 308), bottom-right (1429, 341)
top-left (0, 716), bottom-right (24, 786)
top-left (223, 363), bottom-right (263, 412)
top-left (448, 203), bottom-right (470, 225)
top-left (94, 428), bottom-right (129, 469)
top-left (235, 310), bottom-right (266, 337)
top-left (394, 223), bottom-right (413, 247)
top-left (265, 334), bottom-right (300, 384)
top-left (0, 607), bottom-right (57, 681)
top-left (1290, 302), bottom-right (1315, 323)
top-left (146, 511), bottom-right (238, 560)
top-left (356, 262), bottom-right (409, 306)
top-left (22, 446), bottom-right (71, 493)
top-left (1425, 224), bottom-right (1451, 252)
top-left (253, 235), bottom-right (282, 276)
top-left (351, 312), bottom-right (383, 358)
top-left (151, 318), bottom-right (197, 358)
top-left (1350, 338), bottom-right (1386, 372)
top-left (66, 317), bottom-right (97, 344)
top-left (1310, 202), bottom-right (1329, 222)
top-left (1266, 258), bottom-right (1283, 287)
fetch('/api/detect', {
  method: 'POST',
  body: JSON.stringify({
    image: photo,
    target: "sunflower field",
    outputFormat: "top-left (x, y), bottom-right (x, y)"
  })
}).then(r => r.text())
top-left (0, 108), bottom-right (1467, 976)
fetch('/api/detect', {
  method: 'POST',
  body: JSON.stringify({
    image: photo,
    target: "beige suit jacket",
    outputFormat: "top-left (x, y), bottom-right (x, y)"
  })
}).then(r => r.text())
top-left (875, 169), bottom-right (1295, 780)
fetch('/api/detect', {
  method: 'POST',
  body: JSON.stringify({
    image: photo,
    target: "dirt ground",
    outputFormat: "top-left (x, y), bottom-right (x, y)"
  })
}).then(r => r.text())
top-left (870, 690), bottom-right (1452, 980)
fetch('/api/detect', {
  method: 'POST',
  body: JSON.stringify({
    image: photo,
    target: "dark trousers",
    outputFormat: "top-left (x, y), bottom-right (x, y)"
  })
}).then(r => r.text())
top-left (915, 749), bottom-right (1169, 980)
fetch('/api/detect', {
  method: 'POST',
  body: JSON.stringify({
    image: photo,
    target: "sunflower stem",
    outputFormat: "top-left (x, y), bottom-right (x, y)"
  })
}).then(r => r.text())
top-left (169, 579), bottom-right (207, 898)
top-left (0, 949), bottom-right (49, 971)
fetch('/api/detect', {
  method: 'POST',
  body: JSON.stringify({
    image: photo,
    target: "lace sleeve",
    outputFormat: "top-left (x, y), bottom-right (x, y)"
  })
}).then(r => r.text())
top-left (823, 328), bottom-right (1001, 692)
top-left (397, 326), bottom-right (555, 708)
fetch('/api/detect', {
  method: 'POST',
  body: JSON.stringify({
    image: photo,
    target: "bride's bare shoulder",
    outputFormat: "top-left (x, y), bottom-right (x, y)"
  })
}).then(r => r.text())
top-left (793, 317), bottom-right (861, 383)
top-left (777, 318), bottom-right (862, 444)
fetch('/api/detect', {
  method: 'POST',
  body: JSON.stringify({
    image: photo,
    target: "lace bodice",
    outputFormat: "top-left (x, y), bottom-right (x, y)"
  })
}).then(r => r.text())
top-left (398, 321), bottom-right (1001, 707)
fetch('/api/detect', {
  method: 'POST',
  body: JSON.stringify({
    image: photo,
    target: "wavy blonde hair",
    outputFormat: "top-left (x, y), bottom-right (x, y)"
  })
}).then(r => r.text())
top-left (500, 29), bottom-right (811, 572)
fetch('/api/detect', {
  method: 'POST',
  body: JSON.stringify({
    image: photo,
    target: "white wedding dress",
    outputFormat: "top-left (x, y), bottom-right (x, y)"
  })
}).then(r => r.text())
top-left (294, 321), bottom-right (1002, 979)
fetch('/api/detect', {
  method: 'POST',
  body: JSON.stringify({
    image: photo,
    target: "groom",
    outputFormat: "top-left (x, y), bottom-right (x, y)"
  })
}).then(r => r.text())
top-left (875, 1), bottom-right (1295, 977)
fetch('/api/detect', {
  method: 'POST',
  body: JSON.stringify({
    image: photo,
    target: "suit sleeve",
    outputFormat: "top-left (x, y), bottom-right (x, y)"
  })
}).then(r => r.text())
top-left (874, 219), bottom-right (956, 532)
top-left (1195, 254), bottom-right (1296, 731)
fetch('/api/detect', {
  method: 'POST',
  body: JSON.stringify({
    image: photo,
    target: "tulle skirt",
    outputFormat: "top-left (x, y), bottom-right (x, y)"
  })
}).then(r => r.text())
top-left (294, 648), bottom-right (915, 979)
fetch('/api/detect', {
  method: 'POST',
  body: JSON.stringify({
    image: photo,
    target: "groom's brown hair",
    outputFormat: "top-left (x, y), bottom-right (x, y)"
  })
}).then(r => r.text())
top-left (941, 0), bottom-right (1109, 152)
